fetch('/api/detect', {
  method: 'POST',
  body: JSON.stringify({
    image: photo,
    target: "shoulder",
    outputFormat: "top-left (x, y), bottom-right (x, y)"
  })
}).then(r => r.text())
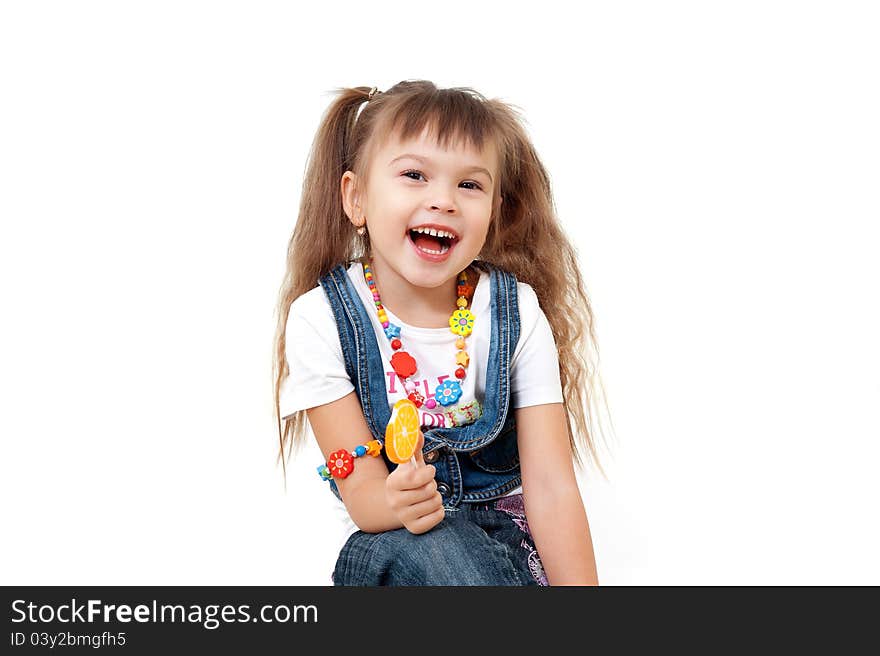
top-left (514, 281), bottom-right (550, 350)
top-left (283, 283), bottom-right (346, 367)
top-left (287, 284), bottom-right (336, 334)
top-left (511, 279), bottom-right (554, 365)
top-left (515, 280), bottom-right (540, 311)
top-left (512, 279), bottom-right (543, 327)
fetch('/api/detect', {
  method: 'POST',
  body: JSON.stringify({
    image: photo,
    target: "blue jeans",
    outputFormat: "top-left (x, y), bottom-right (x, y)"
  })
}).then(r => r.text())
top-left (332, 495), bottom-right (548, 586)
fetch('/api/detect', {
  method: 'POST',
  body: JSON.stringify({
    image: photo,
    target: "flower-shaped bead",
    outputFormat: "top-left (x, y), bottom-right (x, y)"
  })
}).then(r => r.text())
top-left (384, 323), bottom-right (401, 340)
top-left (327, 449), bottom-right (354, 479)
top-left (434, 380), bottom-right (463, 406)
top-left (391, 351), bottom-right (417, 378)
top-left (449, 309), bottom-right (475, 337)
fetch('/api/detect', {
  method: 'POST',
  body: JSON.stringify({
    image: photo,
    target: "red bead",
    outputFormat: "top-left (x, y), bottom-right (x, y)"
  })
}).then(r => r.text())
top-left (408, 391), bottom-right (425, 407)
top-left (390, 338), bottom-right (402, 350)
top-left (455, 367), bottom-right (466, 379)
top-left (327, 449), bottom-right (354, 478)
top-left (391, 351), bottom-right (417, 378)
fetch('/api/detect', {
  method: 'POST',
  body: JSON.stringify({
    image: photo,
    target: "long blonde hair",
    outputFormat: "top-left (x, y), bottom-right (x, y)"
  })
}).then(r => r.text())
top-left (273, 80), bottom-right (613, 482)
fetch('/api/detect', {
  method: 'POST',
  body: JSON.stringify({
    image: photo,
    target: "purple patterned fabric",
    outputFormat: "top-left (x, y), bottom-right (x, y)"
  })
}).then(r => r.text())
top-left (493, 495), bottom-right (549, 586)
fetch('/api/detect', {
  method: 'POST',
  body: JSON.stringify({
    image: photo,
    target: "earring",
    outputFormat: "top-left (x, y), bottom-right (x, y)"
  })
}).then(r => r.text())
top-left (356, 220), bottom-right (366, 236)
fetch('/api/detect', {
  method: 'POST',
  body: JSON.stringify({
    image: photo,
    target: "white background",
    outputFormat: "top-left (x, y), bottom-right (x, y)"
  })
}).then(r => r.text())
top-left (1, 1), bottom-right (877, 585)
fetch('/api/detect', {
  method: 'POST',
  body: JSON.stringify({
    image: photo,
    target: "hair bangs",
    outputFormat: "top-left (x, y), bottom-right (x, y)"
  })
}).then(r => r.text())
top-left (376, 88), bottom-right (496, 156)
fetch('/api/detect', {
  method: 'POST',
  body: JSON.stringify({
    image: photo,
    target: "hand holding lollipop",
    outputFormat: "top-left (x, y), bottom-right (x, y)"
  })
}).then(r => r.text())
top-left (383, 399), bottom-right (445, 533)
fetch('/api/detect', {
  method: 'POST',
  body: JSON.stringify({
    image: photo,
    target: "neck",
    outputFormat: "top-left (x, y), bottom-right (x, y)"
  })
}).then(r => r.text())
top-left (364, 256), bottom-right (465, 329)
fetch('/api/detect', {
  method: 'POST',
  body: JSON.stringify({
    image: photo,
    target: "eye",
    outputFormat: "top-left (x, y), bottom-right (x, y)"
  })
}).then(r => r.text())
top-left (402, 169), bottom-right (425, 181)
top-left (402, 170), bottom-right (484, 191)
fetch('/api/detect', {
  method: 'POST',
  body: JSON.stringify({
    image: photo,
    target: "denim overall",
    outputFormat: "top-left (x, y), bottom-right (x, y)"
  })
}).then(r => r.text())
top-left (317, 261), bottom-right (548, 586)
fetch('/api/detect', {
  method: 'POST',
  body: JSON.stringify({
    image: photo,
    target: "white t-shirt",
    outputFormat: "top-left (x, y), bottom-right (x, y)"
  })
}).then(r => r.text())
top-left (280, 261), bottom-right (563, 542)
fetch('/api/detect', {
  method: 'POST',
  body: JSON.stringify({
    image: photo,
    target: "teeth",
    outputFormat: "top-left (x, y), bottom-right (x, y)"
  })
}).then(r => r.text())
top-left (411, 226), bottom-right (456, 241)
top-left (417, 243), bottom-right (450, 255)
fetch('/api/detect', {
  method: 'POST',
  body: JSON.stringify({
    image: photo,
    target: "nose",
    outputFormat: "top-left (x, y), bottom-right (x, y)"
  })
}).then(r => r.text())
top-left (429, 201), bottom-right (456, 214)
top-left (428, 188), bottom-right (457, 213)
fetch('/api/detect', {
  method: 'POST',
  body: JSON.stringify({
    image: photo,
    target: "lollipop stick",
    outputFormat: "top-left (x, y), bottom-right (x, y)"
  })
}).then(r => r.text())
top-left (409, 455), bottom-right (418, 469)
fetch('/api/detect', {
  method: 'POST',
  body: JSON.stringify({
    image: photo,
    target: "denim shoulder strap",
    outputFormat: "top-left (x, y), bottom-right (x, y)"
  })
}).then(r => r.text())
top-left (318, 263), bottom-right (392, 441)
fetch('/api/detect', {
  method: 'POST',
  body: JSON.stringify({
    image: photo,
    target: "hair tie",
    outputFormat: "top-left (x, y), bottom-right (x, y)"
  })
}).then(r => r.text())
top-left (354, 87), bottom-right (379, 122)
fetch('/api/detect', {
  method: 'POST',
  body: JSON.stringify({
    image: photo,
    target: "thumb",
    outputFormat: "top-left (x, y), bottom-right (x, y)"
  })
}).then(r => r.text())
top-left (411, 428), bottom-right (426, 467)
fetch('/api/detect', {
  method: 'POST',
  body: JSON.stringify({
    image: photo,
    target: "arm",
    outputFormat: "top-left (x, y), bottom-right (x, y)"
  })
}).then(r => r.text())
top-left (307, 391), bottom-right (443, 534)
top-left (517, 402), bottom-right (599, 586)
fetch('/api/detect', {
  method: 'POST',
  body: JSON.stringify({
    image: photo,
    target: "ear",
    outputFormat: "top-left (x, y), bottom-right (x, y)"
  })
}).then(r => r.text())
top-left (340, 171), bottom-right (363, 226)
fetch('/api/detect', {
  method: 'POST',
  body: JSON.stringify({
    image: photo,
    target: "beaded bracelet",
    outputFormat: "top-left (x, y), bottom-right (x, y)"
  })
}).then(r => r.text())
top-left (317, 439), bottom-right (384, 480)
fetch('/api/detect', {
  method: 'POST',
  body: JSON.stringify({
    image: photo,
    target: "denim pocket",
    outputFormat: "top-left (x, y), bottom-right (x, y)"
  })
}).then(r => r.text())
top-left (468, 420), bottom-right (519, 472)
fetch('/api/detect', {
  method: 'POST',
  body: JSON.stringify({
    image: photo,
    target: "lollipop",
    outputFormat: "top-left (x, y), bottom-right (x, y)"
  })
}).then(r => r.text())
top-left (384, 398), bottom-right (422, 467)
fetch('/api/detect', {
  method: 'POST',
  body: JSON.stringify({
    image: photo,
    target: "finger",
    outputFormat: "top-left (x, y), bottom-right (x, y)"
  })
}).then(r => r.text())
top-left (411, 429), bottom-right (425, 466)
top-left (406, 506), bottom-right (446, 535)
top-left (402, 494), bottom-right (444, 525)
top-left (391, 461), bottom-right (436, 491)
top-left (393, 479), bottom-right (438, 507)
top-left (407, 463), bottom-right (437, 490)
top-left (412, 492), bottom-right (444, 518)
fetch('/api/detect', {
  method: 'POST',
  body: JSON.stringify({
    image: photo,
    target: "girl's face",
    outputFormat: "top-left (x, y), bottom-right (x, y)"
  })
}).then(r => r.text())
top-left (342, 127), bottom-right (501, 291)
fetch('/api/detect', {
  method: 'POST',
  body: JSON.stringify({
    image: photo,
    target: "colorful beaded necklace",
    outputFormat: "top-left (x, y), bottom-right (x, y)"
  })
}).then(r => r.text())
top-left (363, 259), bottom-right (477, 413)
top-left (314, 261), bottom-right (482, 482)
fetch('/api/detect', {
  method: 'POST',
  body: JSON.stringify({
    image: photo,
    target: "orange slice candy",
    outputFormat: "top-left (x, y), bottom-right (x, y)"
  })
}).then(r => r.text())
top-left (384, 399), bottom-right (422, 464)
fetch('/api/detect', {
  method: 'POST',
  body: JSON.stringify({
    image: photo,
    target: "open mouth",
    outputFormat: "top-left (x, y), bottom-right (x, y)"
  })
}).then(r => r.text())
top-left (407, 228), bottom-right (459, 255)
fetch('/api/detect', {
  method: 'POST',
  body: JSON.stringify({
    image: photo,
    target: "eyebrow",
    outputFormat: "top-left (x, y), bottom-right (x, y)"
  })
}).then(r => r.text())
top-left (388, 154), bottom-right (493, 184)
